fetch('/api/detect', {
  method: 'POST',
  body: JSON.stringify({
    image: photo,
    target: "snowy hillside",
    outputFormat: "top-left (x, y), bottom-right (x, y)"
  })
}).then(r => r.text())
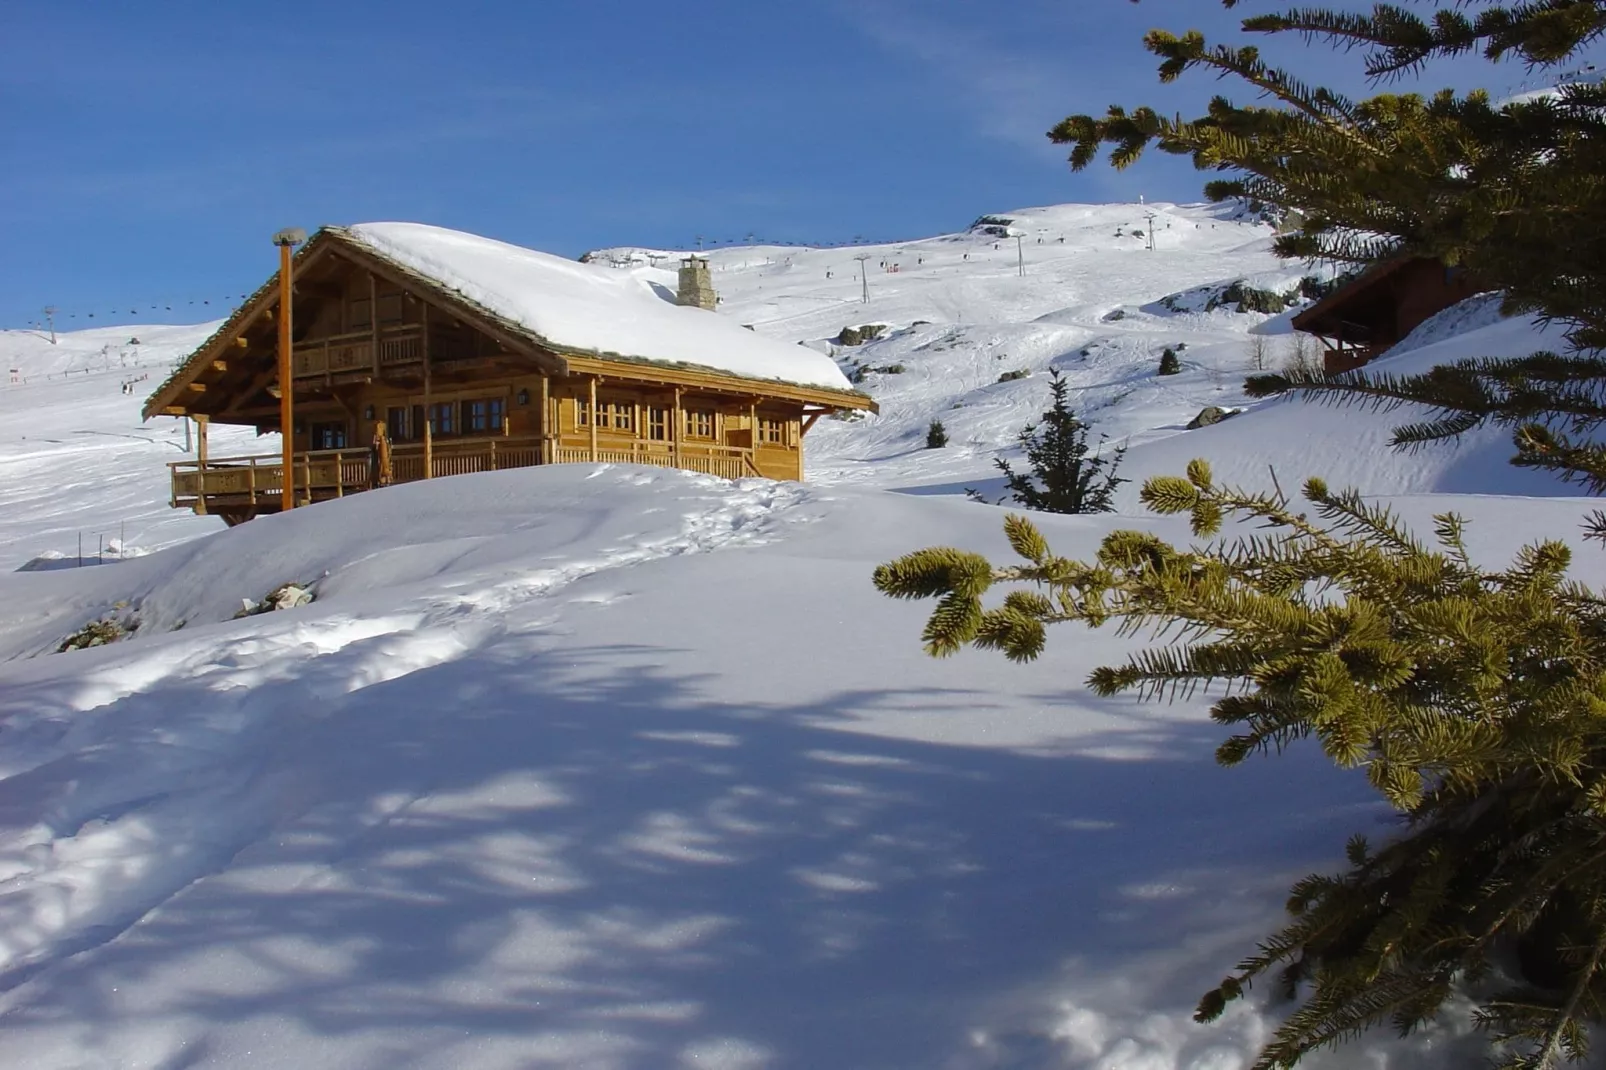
top-left (0, 201), bottom-right (1594, 1068)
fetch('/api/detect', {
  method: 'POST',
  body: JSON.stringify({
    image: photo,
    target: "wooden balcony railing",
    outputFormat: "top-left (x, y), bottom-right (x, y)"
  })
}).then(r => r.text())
top-left (292, 325), bottom-right (424, 378)
top-left (168, 434), bottom-right (760, 515)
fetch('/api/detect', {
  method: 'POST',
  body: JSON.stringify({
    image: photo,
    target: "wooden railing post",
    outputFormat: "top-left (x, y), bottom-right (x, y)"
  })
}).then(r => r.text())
top-left (194, 415), bottom-right (209, 515)
top-left (369, 274), bottom-right (381, 377)
top-left (302, 453), bottom-right (312, 506)
top-left (588, 377), bottom-right (599, 462)
top-left (672, 386), bottom-right (682, 468)
top-left (422, 303), bottom-right (434, 479)
top-left (248, 457), bottom-right (257, 506)
top-left (489, 438), bottom-right (497, 471)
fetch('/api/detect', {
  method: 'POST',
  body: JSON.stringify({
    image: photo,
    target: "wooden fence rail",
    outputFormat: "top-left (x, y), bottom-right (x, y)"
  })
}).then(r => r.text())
top-left (169, 434), bottom-right (756, 513)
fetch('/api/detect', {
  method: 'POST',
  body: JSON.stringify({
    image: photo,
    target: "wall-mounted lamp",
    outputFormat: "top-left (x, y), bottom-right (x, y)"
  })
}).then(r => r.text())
top-left (364, 404), bottom-right (375, 420)
top-left (516, 388), bottom-right (530, 406)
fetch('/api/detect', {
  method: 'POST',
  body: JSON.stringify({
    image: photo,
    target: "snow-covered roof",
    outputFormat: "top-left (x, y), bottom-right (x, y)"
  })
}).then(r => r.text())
top-left (337, 223), bottom-right (859, 394)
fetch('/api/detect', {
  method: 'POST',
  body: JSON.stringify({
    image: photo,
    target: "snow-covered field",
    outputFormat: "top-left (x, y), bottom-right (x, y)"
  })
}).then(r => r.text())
top-left (0, 201), bottom-right (1589, 1068)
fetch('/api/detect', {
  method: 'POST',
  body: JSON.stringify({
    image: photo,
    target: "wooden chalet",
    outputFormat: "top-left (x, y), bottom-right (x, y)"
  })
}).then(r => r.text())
top-left (144, 224), bottom-right (875, 525)
top-left (1291, 257), bottom-right (1483, 374)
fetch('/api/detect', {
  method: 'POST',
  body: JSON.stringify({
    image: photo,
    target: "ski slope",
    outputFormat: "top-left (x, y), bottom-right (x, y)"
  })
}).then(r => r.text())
top-left (0, 201), bottom-right (1591, 1068)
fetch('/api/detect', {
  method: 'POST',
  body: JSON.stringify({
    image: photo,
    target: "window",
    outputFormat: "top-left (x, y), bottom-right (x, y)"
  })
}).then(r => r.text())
top-left (349, 298), bottom-right (372, 330)
top-left (311, 421), bottom-right (348, 450)
top-left (576, 397), bottom-right (591, 427)
top-left (685, 409), bottom-right (714, 439)
top-left (758, 417), bottom-right (786, 445)
top-left (385, 406), bottom-right (413, 441)
top-left (377, 293), bottom-right (404, 325)
top-left (459, 397), bottom-right (507, 435)
top-left (607, 400), bottom-right (634, 432)
top-left (646, 406), bottom-right (669, 441)
top-left (429, 401), bottom-right (456, 436)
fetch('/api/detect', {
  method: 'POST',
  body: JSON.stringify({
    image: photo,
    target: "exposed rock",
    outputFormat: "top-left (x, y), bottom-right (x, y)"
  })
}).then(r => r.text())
top-left (234, 581), bottom-right (317, 619)
top-left (1186, 406), bottom-right (1240, 430)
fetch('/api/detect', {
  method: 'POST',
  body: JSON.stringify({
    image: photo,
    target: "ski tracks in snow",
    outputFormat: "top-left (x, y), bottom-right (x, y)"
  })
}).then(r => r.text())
top-left (0, 475), bottom-right (810, 990)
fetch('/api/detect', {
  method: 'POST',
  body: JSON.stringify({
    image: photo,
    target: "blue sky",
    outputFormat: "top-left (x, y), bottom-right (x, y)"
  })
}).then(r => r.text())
top-left (0, 0), bottom-right (1580, 329)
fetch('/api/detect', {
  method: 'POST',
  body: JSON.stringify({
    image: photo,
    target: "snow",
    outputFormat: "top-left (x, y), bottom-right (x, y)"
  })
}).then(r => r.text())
top-left (0, 199), bottom-right (1591, 1068)
top-left (342, 223), bottom-right (858, 393)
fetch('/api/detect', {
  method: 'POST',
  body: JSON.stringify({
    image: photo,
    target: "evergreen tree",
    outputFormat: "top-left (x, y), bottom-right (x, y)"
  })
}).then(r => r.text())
top-left (927, 419), bottom-right (949, 449)
top-left (876, 464), bottom-right (1606, 1069)
top-left (981, 369), bottom-right (1125, 513)
top-left (1158, 347), bottom-right (1181, 375)
top-left (1053, 1), bottom-right (1606, 491)
top-left (874, 3), bottom-right (1606, 1065)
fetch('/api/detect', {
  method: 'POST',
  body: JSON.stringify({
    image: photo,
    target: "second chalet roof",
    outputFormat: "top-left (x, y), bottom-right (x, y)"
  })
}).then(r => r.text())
top-left (338, 223), bottom-right (855, 393)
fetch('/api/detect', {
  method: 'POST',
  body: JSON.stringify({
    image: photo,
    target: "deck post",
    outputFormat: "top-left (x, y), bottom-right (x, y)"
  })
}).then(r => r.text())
top-left (539, 375), bottom-right (551, 463)
top-left (672, 386), bottom-right (682, 467)
top-left (335, 448), bottom-right (344, 497)
top-left (276, 238), bottom-right (296, 511)
top-left (369, 273), bottom-right (381, 377)
top-left (248, 457), bottom-right (257, 506)
top-left (490, 437), bottom-right (497, 471)
top-left (422, 303), bottom-right (434, 479)
top-left (588, 377), bottom-right (598, 462)
top-left (194, 415), bottom-right (209, 515)
top-left (302, 453), bottom-right (312, 506)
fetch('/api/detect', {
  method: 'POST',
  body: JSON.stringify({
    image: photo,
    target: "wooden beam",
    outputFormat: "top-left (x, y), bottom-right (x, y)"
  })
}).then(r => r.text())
top-left (369, 273), bottom-right (381, 378)
top-left (672, 386), bottom-right (681, 467)
top-left (161, 405), bottom-right (187, 416)
top-left (588, 376), bottom-right (598, 462)
top-left (185, 382), bottom-right (207, 393)
top-left (234, 337), bottom-right (249, 349)
top-left (800, 410), bottom-right (824, 437)
top-left (211, 359), bottom-right (227, 373)
top-left (422, 302), bottom-right (433, 478)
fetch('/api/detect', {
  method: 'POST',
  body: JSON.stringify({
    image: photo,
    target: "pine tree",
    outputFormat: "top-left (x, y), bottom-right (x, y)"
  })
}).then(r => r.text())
top-left (982, 369), bottom-right (1125, 513)
top-left (876, 464), bottom-right (1606, 1069)
top-left (1052, 1), bottom-right (1606, 492)
top-left (873, 3), bottom-right (1606, 1065)
top-left (1158, 347), bottom-right (1181, 375)
top-left (927, 419), bottom-right (949, 449)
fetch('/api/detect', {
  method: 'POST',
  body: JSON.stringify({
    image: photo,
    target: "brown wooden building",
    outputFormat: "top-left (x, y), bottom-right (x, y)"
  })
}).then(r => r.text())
top-left (1291, 257), bottom-right (1484, 374)
top-left (144, 224), bottom-right (875, 525)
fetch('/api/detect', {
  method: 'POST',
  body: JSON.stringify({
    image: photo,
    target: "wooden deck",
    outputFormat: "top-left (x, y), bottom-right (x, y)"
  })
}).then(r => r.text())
top-left (169, 435), bottom-right (761, 522)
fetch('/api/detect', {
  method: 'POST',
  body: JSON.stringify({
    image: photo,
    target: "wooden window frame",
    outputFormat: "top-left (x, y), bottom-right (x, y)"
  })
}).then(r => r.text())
top-left (684, 408), bottom-right (714, 440)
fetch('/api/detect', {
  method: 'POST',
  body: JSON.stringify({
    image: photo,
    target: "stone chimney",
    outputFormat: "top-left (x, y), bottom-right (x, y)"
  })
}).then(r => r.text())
top-left (676, 256), bottom-right (717, 311)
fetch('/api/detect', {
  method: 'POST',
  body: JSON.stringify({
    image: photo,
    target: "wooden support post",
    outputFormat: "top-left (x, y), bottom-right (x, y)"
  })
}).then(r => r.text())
top-left (539, 375), bottom-right (551, 463)
top-left (302, 453), bottom-right (312, 506)
top-left (800, 410), bottom-right (824, 437)
top-left (588, 377), bottom-right (598, 462)
top-left (194, 415), bottom-right (209, 515)
top-left (490, 438), bottom-right (497, 471)
top-left (248, 457), bottom-right (257, 506)
top-left (672, 386), bottom-right (682, 467)
top-left (277, 241), bottom-right (295, 511)
top-left (422, 303), bottom-right (433, 478)
top-left (369, 274), bottom-right (381, 377)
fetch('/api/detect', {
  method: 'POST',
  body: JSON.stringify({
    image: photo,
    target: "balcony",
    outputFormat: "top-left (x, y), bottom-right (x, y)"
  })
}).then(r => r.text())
top-left (291, 325), bottom-right (424, 379)
top-left (168, 435), bottom-right (760, 521)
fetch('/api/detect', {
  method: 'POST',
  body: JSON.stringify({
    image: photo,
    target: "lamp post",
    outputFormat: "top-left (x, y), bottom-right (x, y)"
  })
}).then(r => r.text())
top-left (272, 227), bottom-right (307, 511)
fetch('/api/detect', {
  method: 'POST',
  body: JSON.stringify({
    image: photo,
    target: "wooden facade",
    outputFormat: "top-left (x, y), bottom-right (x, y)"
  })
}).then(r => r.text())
top-left (1291, 257), bottom-right (1484, 375)
top-left (144, 228), bottom-right (874, 526)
